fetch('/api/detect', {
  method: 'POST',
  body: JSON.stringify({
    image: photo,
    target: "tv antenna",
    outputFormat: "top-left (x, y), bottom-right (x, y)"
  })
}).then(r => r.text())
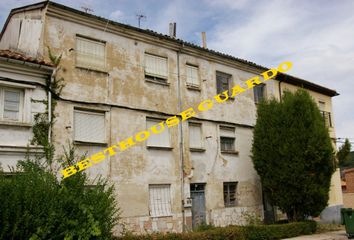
top-left (136, 14), bottom-right (146, 28)
top-left (81, 4), bottom-right (93, 13)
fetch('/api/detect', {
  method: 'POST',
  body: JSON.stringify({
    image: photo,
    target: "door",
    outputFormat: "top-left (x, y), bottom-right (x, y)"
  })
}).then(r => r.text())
top-left (190, 183), bottom-right (206, 228)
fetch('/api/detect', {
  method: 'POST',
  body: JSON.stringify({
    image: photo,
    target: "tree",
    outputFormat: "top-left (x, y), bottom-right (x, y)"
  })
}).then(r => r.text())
top-left (337, 139), bottom-right (352, 167)
top-left (252, 89), bottom-right (335, 221)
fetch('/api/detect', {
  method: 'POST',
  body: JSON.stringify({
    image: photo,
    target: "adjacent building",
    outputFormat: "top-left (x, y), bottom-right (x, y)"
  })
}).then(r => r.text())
top-left (0, 1), bottom-right (343, 234)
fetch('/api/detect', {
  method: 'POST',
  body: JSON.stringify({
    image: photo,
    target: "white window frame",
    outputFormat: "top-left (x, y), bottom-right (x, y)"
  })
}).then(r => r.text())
top-left (146, 118), bottom-right (171, 148)
top-left (0, 86), bottom-right (24, 122)
top-left (75, 35), bottom-right (106, 71)
top-left (73, 109), bottom-right (106, 144)
top-left (220, 126), bottom-right (236, 153)
top-left (149, 184), bottom-right (172, 217)
top-left (189, 122), bottom-right (204, 150)
top-left (186, 64), bottom-right (200, 87)
top-left (144, 53), bottom-right (168, 81)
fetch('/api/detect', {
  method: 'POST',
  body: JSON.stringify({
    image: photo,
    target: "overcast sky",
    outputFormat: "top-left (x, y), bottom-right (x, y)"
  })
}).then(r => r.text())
top-left (1, 0), bottom-right (353, 147)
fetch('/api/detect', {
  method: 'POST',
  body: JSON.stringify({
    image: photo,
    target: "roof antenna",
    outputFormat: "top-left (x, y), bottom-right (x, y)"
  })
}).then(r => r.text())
top-left (136, 13), bottom-right (146, 28)
top-left (81, 4), bottom-right (93, 13)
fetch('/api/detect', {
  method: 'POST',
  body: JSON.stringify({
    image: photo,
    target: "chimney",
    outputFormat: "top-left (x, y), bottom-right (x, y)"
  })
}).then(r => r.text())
top-left (169, 22), bottom-right (176, 38)
top-left (201, 32), bottom-right (207, 48)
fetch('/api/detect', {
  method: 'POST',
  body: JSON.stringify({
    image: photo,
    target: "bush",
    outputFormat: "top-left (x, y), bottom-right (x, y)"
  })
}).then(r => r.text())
top-left (0, 160), bottom-right (119, 239)
top-left (117, 221), bottom-right (317, 240)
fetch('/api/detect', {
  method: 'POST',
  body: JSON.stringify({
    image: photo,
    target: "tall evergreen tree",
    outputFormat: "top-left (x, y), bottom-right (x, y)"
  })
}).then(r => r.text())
top-left (337, 138), bottom-right (352, 167)
top-left (252, 89), bottom-right (335, 221)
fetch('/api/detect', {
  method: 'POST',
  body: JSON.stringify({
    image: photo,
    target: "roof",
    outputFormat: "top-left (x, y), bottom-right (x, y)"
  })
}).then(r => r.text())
top-left (0, 49), bottom-right (54, 67)
top-left (1, 1), bottom-right (339, 96)
top-left (344, 168), bottom-right (354, 174)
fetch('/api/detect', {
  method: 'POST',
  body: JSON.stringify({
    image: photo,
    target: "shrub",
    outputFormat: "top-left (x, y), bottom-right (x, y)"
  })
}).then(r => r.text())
top-left (0, 160), bottom-right (119, 239)
top-left (116, 220), bottom-right (317, 240)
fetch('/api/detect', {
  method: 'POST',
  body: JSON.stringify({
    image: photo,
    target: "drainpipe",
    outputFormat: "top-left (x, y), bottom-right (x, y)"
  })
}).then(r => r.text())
top-left (48, 68), bottom-right (56, 144)
top-left (278, 79), bottom-right (282, 101)
top-left (176, 46), bottom-right (186, 232)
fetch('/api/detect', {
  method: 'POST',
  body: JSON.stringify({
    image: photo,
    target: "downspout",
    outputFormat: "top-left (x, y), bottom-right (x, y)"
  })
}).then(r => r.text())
top-left (176, 46), bottom-right (185, 232)
top-left (48, 68), bottom-right (56, 143)
top-left (278, 79), bottom-right (282, 101)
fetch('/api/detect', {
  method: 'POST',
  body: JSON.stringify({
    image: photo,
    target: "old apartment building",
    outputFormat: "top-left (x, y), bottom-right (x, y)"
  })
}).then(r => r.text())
top-left (0, 1), bottom-right (343, 233)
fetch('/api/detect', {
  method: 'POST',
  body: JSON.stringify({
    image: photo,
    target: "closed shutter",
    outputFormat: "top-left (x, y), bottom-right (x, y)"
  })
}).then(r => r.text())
top-left (18, 19), bottom-right (42, 56)
top-left (3, 89), bottom-right (22, 121)
top-left (189, 123), bottom-right (202, 148)
top-left (74, 110), bottom-right (105, 143)
top-left (186, 65), bottom-right (199, 86)
top-left (76, 36), bottom-right (105, 70)
top-left (149, 185), bottom-right (172, 217)
top-left (146, 119), bottom-right (170, 147)
top-left (145, 54), bottom-right (168, 79)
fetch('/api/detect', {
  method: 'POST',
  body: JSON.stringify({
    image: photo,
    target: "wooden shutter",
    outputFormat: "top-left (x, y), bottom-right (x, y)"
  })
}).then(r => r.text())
top-left (149, 185), bottom-right (172, 217)
top-left (146, 119), bottom-right (170, 147)
top-left (76, 36), bottom-right (105, 70)
top-left (18, 19), bottom-right (42, 56)
top-left (186, 65), bottom-right (199, 86)
top-left (3, 89), bottom-right (22, 121)
top-left (189, 123), bottom-right (202, 148)
top-left (145, 54), bottom-right (168, 79)
top-left (74, 110), bottom-right (105, 143)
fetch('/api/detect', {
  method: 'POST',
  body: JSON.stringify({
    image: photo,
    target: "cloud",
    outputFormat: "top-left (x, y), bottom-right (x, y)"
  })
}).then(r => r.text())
top-left (109, 10), bottom-right (124, 21)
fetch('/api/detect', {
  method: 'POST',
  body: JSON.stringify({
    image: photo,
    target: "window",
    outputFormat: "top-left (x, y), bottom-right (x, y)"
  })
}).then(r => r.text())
top-left (74, 110), bottom-right (106, 143)
top-left (224, 182), bottom-right (237, 207)
top-left (144, 53), bottom-right (168, 81)
top-left (254, 84), bottom-right (265, 103)
top-left (76, 36), bottom-right (106, 70)
top-left (318, 101), bottom-right (325, 111)
top-left (0, 87), bottom-right (23, 121)
top-left (186, 64), bottom-right (199, 87)
top-left (318, 101), bottom-right (332, 127)
top-left (149, 184), bottom-right (172, 217)
top-left (216, 71), bottom-right (231, 94)
top-left (220, 126), bottom-right (236, 152)
top-left (146, 118), bottom-right (170, 148)
top-left (189, 123), bottom-right (203, 149)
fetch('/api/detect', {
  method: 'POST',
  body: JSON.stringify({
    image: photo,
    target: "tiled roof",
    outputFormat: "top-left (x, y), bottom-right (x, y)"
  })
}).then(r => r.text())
top-left (0, 49), bottom-right (54, 67)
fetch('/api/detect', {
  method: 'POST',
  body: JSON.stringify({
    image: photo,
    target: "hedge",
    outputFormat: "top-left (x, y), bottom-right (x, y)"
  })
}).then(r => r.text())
top-left (118, 221), bottom-right (317, 240)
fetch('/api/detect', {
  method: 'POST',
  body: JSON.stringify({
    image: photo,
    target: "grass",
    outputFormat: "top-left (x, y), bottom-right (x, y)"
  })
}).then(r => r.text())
top-left (315, 223), bottom-right (344, 233)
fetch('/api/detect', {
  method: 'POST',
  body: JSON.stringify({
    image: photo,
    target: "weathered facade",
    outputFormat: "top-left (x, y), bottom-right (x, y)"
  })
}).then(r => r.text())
top-left (0, 1), bottom-right (343, 234)
top-left (0, 50), bottom-right (53, 172)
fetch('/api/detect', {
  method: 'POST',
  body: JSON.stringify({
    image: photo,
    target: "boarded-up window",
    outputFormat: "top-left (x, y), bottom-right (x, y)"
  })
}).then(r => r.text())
top-left (220, 126), bottom-right (236, 152)
top-left (189, 123), bottom-right (202, 149)
top-left (186, 64), bottom-right (199, 86)
top-left (74, 110), bottom-right (105, 143)
top-left (224, 182), bottom-right (238, 207)
top-left (0, 87), bottom-right (23, 121)
top-left (144, 53), bottom-right (168, 80)
top-left (146, 118), bottom-right (170, 147)
top-left (149, 184), bottom-right (172, 217)
top-left (76, 36), bottom-right (106, 70)
top-left (216, 71), bottom-right (231, 94)
top-left (253, 84), bottom-right (265, 103)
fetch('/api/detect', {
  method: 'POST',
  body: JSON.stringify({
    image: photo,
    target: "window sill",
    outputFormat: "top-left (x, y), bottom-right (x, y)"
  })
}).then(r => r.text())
top-left (74, 141), bottom-right (108, 147)
top-left (0, 121), bottom-right (32, 127)
top-left (186, 84), bottom-right (201, 91)
top-left (147, 146), bottom-right (173, 150)
top-left (190, 147), bottom-right (206, 152)
top-left (145, 78), bottom-right (170, 86)
top-left (224, 205), bottom-right (237, 208)
top-left (76, 66), bottom-right (108, 74)
top-left (150, 215), bottom-right (173, 219)
top-left (221, 150), bottom-right (239, 155)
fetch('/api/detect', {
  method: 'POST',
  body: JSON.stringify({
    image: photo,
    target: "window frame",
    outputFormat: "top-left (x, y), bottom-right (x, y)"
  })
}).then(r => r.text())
top-left (223, 182), bottom-right (238, 207)
top-left (148, 184), bottom-right (172, 217)
top-left (144, 53), bottom-right (169, 83)
top-left (75, 35), bottom-right (107, 72)
top-left (253, 83), bottom-right (266, 104)
top-left (216, 71), bottom-right (232, 95)
top-left (73, 109), bottom-right (107, 145)
top-left (188, 122), bottom-right (205, 151)
top-left (146, 117), bottom-right (172, 149)
top-left (186, 63), bottom-right (200, 89)
top-left (0, 86), bottom-right (24, 122)
top-left (219, 126), bottom-right (238, 154)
